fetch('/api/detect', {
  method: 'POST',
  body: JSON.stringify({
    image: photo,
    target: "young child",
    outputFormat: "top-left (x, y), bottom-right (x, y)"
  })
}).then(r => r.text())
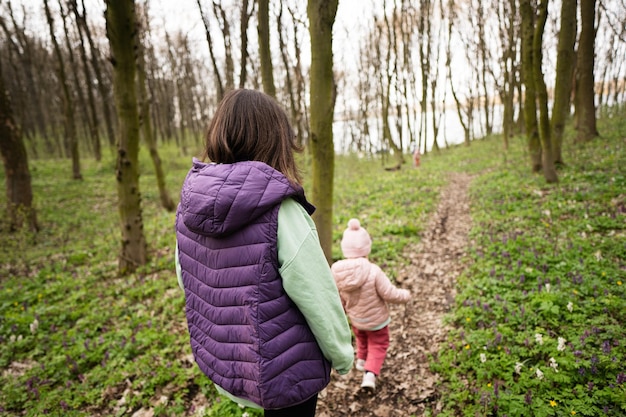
top-left (331, 219), bottom-right (411, 390)
top-left (175, 89), bottom-right (353, 416)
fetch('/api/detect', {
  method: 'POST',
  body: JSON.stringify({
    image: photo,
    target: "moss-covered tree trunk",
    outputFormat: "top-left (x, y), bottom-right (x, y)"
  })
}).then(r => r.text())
top-left (532, 0), bottom-right (558, 183)
top-left (575, 0), bottom-right (599, 142)
top-left (106, 0), bottom-right (147, 274)
top-left (551, 0), bottom-right (577, 166)
top-left (308, 0), bottom-right (338, 263)
top-left (520, 0), bottom-right (542, 172)
top-left (0, 60), bottom-right (38, 232)
top-left (258, 0), bottom-right (276, 97)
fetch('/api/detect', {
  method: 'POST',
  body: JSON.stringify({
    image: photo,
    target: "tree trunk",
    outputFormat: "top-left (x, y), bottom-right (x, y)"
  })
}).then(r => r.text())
top-left (105, 0), bottom-right (148, 274)
top-left (1, 8), bottom-right (51, 153)
top-left (532, 0), bottom-right (558, 183)
top-left (213, 1), bottom-right (235, 91)
top-left (551, 0), bottom-right (577, 166)
top-left (575, 0), bottom-right (599, 142)
top-left (44, 0), bottom-right (82, 180)
top-left (258, 0), bottom-right (276, 96)
top-left (136, 15), bottom-right (175, 212)
top-left (0, 60), bottom-right (38, 232)
top-left (520, 0), bottom-right (542, 172)
top-left (80, 0), bottom-right (116, 148)
top-left (71, 0), bottom-right (102, 161)
top-left (239, 0), bottom-right (253, 88)
top-left (308, 0), bottom-right (338, 263)
top-left (197, 0), bottom-right (225, 100)
top-left (60, 0), bottom-right (94, 159)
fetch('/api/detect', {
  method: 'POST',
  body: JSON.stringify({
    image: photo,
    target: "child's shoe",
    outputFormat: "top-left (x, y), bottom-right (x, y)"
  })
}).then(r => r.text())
top-left (355, 359), bottom-right (366, 372)
top-left (361, 372), bottom-right (376, 390)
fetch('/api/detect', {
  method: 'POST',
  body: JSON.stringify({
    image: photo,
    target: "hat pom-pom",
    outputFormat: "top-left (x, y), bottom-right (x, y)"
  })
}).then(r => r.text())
top-left (347, 218), bottom-right (361, 230)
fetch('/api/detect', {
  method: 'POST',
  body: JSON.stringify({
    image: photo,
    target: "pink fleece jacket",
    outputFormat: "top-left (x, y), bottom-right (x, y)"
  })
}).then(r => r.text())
top-left (331, 257), bottom-right (411, 330)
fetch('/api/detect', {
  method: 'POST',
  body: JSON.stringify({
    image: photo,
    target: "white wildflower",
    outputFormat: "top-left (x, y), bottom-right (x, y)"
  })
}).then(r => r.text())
top-left (567, 302), bottom-right (574, 312)
top-left (30, 318), bottom-right (39, 335)
top-left (238, 404), bottom-right (246, 409)
top-left (17, 335), bottom-right (22, 342)
top-left (545, 283), bottom-right (551, 292)
top-left (480, 353), bottom-right (487, 363)
top-left (557, 337), bottom-right (567, 351)
top-left (549, 357), bottom-right (559, 372)
top-left (242, 413), bottom-right (250, 417)
top-left (10, 334), bottom-right (16, 343)
top-left (515, 362), bottom-right (523, 374)
top-left (535, 333), bottom-right (544, 345)
top-left (536, 368), bottom-right (544, 380)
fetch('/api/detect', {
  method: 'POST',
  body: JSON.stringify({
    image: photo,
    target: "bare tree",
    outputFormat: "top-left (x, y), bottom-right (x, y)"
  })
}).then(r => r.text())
top-left (575, 0), bottom-right (599, 142)
top-left (531, 0), bottom-right (557, 183)
top-left (136, 3), bottom-right (175, 212)
top-left (239, 0), bottom-right (254, 88)
top-left (520, 0), bottom-right (542, 172)
top-left (551, 0), bottom-right (577, 165)
top-left (307, 0), bottom-right (338, 262)
top-left (258, 0), bottom-right (276, 96)
top-left (77, 0), bottom-right (117, 148)
top-left (70, 0), bottom-right (102, 161)
top-left (0, 59), bottom-right (38, 232)
top-left (197, 0), bottom-right (225, 99)
top-left (0, 6), bottom-right (51, 153)
top-left (44, 0), bottom-right (82, 180)
top-left (105, 0), bottom-right (148, 274)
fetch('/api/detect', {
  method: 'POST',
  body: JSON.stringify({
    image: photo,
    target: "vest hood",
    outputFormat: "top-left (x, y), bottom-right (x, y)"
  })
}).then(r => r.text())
top-left (179, 159), bottom-right (314, 237)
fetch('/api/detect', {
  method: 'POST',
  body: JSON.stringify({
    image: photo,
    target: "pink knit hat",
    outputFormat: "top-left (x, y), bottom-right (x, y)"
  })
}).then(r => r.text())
top-left (341, 218), bottom-right (372, 258)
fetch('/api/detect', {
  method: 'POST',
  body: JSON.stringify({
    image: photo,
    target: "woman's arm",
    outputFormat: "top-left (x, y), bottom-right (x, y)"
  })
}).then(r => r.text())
top-left (278, 199), bottom-right (354, 374)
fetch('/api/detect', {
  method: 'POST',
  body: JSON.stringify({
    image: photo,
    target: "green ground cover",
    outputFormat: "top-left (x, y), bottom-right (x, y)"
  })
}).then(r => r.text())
top-left (0, 109), bottom-right (624, 416)
top-left (432, 113), bottom-right (626, 416)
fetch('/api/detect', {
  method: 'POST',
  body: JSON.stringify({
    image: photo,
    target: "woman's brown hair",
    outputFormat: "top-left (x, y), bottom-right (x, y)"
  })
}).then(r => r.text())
top-left (203, 89), bottom-right (303, 185)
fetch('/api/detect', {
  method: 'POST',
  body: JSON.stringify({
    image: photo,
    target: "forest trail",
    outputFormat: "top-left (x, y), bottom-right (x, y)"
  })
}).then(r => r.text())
top-left (317, 172), bottom-right (473, 417)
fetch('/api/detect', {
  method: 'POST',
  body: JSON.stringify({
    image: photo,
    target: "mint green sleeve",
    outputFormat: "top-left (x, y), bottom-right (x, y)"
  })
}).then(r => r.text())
top-left (278, 199), bottom-right (354, 374)
top-left (175, 243), bottom-right (184, 290)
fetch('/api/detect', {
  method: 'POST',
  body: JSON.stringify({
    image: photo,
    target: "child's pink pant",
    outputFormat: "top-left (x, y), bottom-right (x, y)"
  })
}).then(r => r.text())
top-left (353, 325), bottom-right (390, 375)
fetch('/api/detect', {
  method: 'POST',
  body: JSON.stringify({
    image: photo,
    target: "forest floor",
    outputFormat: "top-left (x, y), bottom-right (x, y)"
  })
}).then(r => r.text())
top-left (316, 172), bottom-right (473, 417)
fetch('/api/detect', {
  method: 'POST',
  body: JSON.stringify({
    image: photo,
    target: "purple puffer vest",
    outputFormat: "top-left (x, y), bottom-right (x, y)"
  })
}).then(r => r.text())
top-left (175, 159), bottom-right (331, 409)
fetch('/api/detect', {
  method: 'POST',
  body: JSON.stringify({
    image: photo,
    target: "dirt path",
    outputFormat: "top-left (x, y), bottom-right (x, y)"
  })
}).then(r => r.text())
top-left (316, 173), bottom-right (473, 417)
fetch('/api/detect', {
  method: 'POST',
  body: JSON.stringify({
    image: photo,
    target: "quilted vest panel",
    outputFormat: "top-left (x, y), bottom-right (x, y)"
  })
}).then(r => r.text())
top-left (175, 161), bottom-right (330, 409)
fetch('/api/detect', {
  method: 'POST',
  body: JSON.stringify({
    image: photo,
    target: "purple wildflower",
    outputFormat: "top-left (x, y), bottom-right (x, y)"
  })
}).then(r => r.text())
top-left (603, 341), bottom-right (612, 354)
top-left (617, 373), bottom-right (626, 384)
top-left (524, 389), bottom-right (532, 405)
